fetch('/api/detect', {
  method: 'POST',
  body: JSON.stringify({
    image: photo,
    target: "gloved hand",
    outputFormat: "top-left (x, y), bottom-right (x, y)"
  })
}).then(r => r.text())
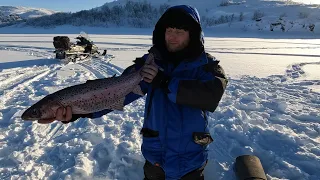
top-left (141, 64), bottom-right (158, 83)
top-left (147, 46), bottom-right (170, 91)
top-left (141, 46), bottom-right (161, 83)
top-left (151, 69), bottom-right (170, 91)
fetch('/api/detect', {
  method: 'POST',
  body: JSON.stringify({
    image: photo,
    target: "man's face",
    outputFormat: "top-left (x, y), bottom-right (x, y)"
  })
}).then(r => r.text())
top-left (165, 28), bottom-right (190, 52)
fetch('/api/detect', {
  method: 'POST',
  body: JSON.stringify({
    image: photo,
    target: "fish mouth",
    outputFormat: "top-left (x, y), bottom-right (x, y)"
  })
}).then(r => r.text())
top-left (21, 111), bottom-right (39, 121)
top-left (22, 117), bottom-right (38, 121)
top-left (21, 114), bottom-right (38, 121)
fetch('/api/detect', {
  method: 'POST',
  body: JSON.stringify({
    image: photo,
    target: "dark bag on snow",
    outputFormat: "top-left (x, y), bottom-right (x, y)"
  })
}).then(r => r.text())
top-left (53, 36), bottom-right (71, 50)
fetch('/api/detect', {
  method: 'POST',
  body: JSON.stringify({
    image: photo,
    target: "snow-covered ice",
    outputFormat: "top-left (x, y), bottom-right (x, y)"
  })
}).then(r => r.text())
top-left (0, 27), bottom-right (319, 180)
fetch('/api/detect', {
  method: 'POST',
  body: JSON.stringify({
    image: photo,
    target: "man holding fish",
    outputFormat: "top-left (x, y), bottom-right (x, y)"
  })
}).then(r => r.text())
top-left (22, 5), bottom-right (228, 180)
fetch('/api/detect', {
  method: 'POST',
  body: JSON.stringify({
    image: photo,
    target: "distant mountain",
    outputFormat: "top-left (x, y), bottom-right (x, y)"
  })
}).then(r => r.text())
top-left (0, 6), bottom-right (56, 19)
top-left (5, 1), bottom-right (320, 33)
top-left (99, 0), bottom-right (306, 16)
top-left (0, 6), bottom-right (56, 26)
top-left (97, 0), bottom-right (320, 32)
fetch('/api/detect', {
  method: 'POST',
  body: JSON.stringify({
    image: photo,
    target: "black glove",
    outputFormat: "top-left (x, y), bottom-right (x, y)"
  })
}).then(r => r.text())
top-left (61, 113), bottom-right (93, 124)
top-left (152, 69), bottom-right (170, 93)
top-left (148, 46), bottom-right (170, 92)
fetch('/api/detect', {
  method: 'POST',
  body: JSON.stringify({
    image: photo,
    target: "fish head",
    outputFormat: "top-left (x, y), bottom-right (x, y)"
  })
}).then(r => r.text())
top-left (21, 96), bottom-right (61, 121)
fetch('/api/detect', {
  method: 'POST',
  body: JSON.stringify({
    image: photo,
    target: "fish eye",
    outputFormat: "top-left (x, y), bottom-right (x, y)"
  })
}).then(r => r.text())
top-left (31, 109), bottom-right (39, 116)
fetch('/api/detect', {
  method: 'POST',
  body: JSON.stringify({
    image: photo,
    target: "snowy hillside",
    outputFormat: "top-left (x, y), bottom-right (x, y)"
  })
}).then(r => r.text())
top-left (4, 0), bottom-right (318, 34)
top-left (100, 0), bottom-right (320, 33)
top-left (0, 12), bottom-right (22, 25)
top-left (0, 6), bottom-right (56, 26)
top-left (0, 6), bottom-right (56, 19)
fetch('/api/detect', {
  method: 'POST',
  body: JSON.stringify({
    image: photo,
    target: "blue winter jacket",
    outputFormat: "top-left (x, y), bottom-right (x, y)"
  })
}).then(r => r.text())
top-left (91, 5), bottom-right (228, 179)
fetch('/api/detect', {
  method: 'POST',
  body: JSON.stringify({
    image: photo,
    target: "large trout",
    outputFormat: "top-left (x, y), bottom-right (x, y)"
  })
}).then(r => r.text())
top-left (21, 53), bottom-right (155, 121)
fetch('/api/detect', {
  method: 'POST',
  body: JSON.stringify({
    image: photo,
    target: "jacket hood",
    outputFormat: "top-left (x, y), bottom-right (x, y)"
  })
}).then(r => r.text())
top-left (152, 5), bottom-right (204, 62)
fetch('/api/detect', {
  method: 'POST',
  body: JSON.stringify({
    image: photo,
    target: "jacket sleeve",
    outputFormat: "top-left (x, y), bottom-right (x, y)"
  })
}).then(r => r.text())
top-left (167, 57), bottom-right (228, 112)
top-left (91, 57), bottom-right (149, 118)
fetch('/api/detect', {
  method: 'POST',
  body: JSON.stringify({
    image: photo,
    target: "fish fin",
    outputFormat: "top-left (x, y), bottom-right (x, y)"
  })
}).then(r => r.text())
top-left (110, 98), bottom-right (125, 111)
top-left (132, 85), bottom-right (144, 96)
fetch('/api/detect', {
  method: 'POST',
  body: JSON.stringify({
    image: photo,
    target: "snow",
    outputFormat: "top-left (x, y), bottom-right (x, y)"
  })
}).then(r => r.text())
top-left (0, 6), bottom-right (56, 19)
top-left (0, 26), bottom-right (319, 179)
top-left (1, 0), bottom-right (319, 35)
top-left (92, 0), bottom-right (319, 17)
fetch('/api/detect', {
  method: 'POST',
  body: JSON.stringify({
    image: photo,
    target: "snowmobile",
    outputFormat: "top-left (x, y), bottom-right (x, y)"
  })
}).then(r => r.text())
top-left (53, 32), bottom-right (107, 62)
